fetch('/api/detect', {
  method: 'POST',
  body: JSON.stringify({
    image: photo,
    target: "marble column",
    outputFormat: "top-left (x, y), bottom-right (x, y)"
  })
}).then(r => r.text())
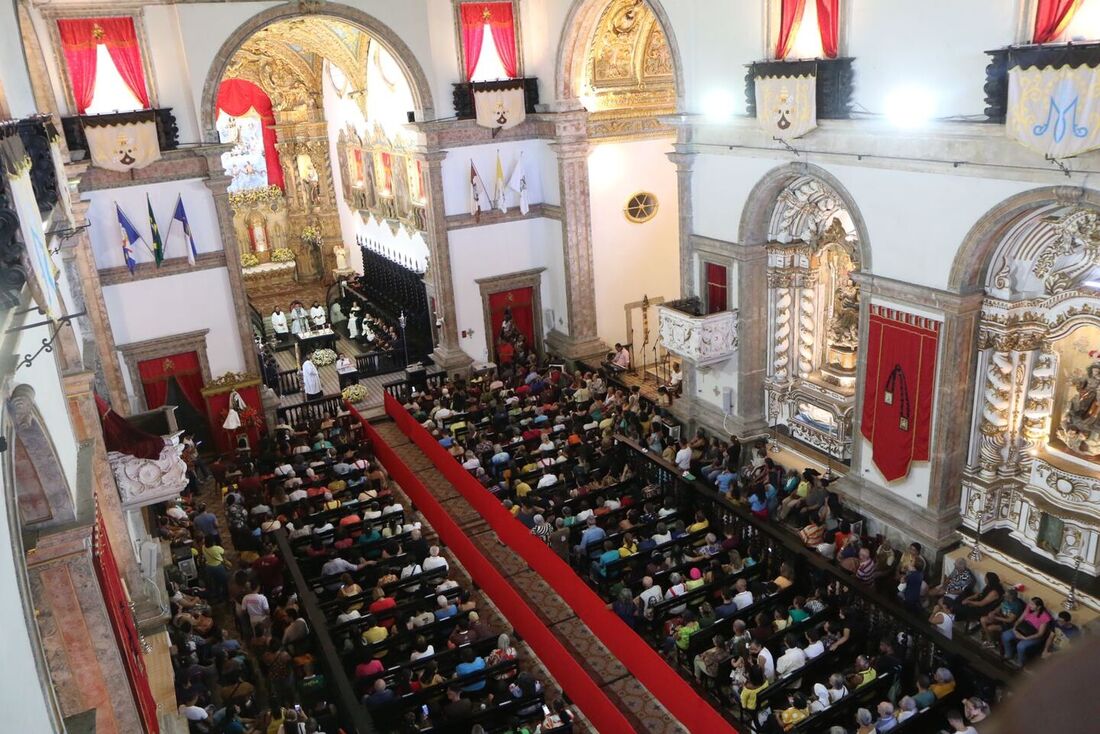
top-left (732, 242), bottom-right (771, 432)
top-left (417, 150), bottom-right (473, 372)
top-left (545, 111), bottom-right (607, 362)
top-left (200, 151), bottom-right (261, 376)
top-left (65, 180), bottom-right (129, 411)
top-left (668, 132), bottom-right (695, 298)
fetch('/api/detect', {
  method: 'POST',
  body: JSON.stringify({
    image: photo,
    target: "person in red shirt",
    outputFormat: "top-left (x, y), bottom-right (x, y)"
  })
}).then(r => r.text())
top-left (251, 545), bottom-right (284, 595)
top-left (368, 586), bottom-right (397, 629)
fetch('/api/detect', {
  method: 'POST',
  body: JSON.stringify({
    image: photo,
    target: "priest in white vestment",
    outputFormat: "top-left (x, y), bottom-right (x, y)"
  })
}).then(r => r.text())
top-left (271, 308), bottom-right (289, 342)
top-left (289, 302), bottom-right (308, 335)
top-left (330, 301), bottom-right (345, 327)
top-left (348, 304), bottom-right (361, 339)
top-left (301, 356), bottom-right (322, 400)
top-left (310, 302), bottom-right (326, 328)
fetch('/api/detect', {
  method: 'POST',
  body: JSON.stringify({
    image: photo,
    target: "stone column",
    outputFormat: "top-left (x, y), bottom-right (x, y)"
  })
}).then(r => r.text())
top-left (545, 111), bottom-right (607, 362)
top-left (668, 140), bottom-right (695, 298)
top-left (199, 152), bottom-right (261, 376)
top-left (731, 243), bottom-right (770, 431)
top-left (417, 150), bottom-right (473, 372)
top-left (66, 185), bottom-right (129, 411)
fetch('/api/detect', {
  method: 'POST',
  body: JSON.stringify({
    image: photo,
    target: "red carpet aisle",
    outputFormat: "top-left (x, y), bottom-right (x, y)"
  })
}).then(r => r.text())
top-left (370, 419), bottom-right (690, 734)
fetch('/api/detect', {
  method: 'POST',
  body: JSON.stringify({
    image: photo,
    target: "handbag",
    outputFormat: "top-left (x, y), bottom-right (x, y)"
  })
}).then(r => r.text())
top-left (1015, 620), bottom-right (1037, 637)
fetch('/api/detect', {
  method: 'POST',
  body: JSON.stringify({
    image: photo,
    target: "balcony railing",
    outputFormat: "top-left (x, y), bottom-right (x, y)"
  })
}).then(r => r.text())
top-left (452, 77), bottom-right (540, 120)
top-left (745, 58), bottom-right (855, 119)
top-left (657, 297), bottom-right (739, 366)
top-left (983, 42), bottom-right (1100, 123)
top-left (60, 107), bottom-right (180, 157)
top-left (17, 116), bottom-right (61, 214)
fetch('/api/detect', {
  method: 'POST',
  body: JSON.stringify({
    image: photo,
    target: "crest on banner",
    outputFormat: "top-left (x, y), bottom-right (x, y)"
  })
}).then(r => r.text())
top-left (473, 80), bottom-right (527, 131)
top-left (755, 73), bottom-right (817, 140)
top-left (1008, 64), bottom-right (1100, 158)
top-left (84, 112), bottom-right (162, 172)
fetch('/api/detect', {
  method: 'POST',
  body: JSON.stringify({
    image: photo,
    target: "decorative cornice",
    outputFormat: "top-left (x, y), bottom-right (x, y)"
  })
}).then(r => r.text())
top-left (98, 251), bottom-right (226, 287)
top-left (850, 272), bottom-right (984, 314)
top-left (446, 203), bottom-right (559, 231)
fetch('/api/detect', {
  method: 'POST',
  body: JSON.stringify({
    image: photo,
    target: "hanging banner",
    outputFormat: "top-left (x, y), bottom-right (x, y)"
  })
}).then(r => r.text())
top-left (1008, 64), bottom-right (1100, 158)
top-left (755, 72), bottom-right (817, 140)
top-left (2, 134), bottom-right (61, 319)
top-left (473, 80), bottom-right (527, 130)
top-left (860, 305), bottom-right (941, 482)
top-left (83, 112), bottom-right (162, 172)
top-left (46, 122), bottom-right (74, 226)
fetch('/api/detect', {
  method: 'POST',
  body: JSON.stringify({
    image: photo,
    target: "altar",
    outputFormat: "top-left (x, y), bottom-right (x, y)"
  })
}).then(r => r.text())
top-left (297, 327), bottom-right (337, 354)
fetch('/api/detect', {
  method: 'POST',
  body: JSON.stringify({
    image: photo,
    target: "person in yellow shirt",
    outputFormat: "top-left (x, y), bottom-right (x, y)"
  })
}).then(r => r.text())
top-left (618, 533), bottom-right (637, 558)
top-left (778, 692), bottom-right (810, 730)
top-left (739, 667), bottom-right (769, 713)
top-left (686, 511), bottom-right (710, 534)
top-left (362, 623), bottom-right (388, 646)
top-left (514, 479), bottom-right (532, 498)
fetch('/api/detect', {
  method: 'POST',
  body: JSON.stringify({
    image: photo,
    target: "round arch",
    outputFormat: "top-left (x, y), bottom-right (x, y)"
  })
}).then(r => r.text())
top-left (555, 0), bottom-right (686, 112)
top-left (6, 385), bottom-right (74, 528)
top-left (737, 162), bottom-right (873, 272)
top-left (948, 185), bottom-right (1100, 291)
top-left (198, 2), bottom-right (435, 142)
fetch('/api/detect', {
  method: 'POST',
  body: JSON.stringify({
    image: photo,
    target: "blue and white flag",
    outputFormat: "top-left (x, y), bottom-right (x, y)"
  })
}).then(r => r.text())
top-left (171, 195), bottom-right (199, 265)
top-left (116, 203), bottom-right (141, 275)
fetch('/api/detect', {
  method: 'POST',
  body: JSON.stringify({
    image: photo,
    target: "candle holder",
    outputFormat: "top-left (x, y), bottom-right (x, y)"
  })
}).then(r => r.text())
top-left (1064, 553), bottom-right (1082, 611)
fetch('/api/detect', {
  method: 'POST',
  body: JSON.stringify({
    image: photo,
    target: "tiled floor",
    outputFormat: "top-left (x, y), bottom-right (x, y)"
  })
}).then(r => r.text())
top-left (375, 419), bottom-right (688, 734)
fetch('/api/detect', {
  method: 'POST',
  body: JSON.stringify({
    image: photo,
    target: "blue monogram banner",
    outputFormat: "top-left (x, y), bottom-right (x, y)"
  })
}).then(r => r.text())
top-left (1008, 65), bottom-right (1100, 158)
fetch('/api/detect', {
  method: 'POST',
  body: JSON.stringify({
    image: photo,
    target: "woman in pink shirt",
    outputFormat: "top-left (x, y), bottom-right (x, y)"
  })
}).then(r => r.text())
top-left (1001, 596), bottom-right (1052, 666)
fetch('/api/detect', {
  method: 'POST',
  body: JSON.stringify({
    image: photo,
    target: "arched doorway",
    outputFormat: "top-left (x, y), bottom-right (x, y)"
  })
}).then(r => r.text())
top-left (744, 164), bottom-right (871, 462)
top-left (956, 188), bottom-right (1100, 576)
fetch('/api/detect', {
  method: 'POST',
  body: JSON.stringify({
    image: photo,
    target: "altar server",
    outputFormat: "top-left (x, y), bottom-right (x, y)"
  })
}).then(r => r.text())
top-left (271, 308), bottom-right (289, 341)
top-left (301, 356), bottom-right (322, 400)
top-left (310, 301), bottom-right (326, 328)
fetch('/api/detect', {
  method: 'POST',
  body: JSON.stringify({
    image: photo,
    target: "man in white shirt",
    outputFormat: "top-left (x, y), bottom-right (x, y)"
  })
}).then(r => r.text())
top-left (651, 523), bottom-right (672, 545)
top-left (321, 557), bottom-right (363, 590)
top-left (310, 301), bottom-right (327, 327)
top-left (242, 587), bottom-right (270, 628)
top-left (289, 487), bottom-right (309, 503)
top-left (804, 629), bottom-right (825, 659)
top-left (732, 578), bottom-right (754, 610)
top-left (775, 635), bottom-right (807, 677)
top-left (636, 576), bottom-right (663, 613)
top-left (271, 308), bottom-right (289, 341)
top-left (301, 357), bottom-right (322, 400)
top-left (611, 343), bottom-right (631, 371)
top-left (751, 641), bottom-right (776, 682)
top-left (674, 440), bottom-right (693, 472)
top-left (422, 546), bottom-right (449, 572)
top-left (289, 302), bottom-right (308, 335)
top-left (537, 471), bottom-right (558, 489)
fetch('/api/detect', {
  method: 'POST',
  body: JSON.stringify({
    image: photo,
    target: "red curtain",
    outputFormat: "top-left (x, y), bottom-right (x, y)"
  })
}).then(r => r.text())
top-left (1034, 0), bottom-right (1083, 43)
top-left (859, 307), bottom-right (940, 483)
top-left (215, 78), bottom-right (285, 189)
top-left (776, 0), bottom-right (808, 59)
top-left (93, 510), bottom-right (160, 733)
top-left (97, 17), bottom-right (150, 108)
top-left (94, 393), bottom-right (164, 460)
top-left (489, 287), bottom-right (534, 362)
top-left (461, 2), bottom-right (518, 79)
top-left (137, 351), bottom-right (206, 416)
top-left (57, 19), bottom-right (99, 114)
top-left (817, 0), bottom-right (840, 58)
top-left (705, 262), bottom-right (728, 314)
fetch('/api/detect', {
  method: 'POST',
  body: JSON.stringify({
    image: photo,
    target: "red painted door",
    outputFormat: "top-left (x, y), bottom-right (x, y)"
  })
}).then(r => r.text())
top-left (488, 286), bottom-right (535, 364)
top-left (137, 351), bottom-right (206, 415)
top-left (93, 508), bottom-right (159, 733)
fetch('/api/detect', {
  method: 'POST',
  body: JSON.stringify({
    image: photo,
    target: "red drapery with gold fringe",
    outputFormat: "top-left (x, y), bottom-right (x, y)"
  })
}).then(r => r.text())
top-left (776, 0), bottom-right (808, 59)
top-left (137, 351), bottom-right (206, 416)
top-left (57, 17), bottom-right (149, 113)
top-left (1034, 0), bottom-right (1083, 43)
top-left (460, 2), bottom-right (518, 79)
top-left (817, 0), bottom-right (840, 58)
top-left (216, 78), bottom-right (285, 190)
top-left (860, 306), bottom-right (940, 482)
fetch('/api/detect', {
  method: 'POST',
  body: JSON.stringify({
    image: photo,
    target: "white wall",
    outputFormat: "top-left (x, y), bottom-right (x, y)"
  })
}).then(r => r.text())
top-left (103, 267), bottom-right (245, 401)
top-left (0, 0), bottom-right (36, 117)
top-left (440, 139), bottom-right (555, 216)
top-left (588, 138), bottom-right (680, 347)
top-left (355, 216), bottom-right (430, 273)
top-left (448, 217), bottom-right (565, 362)
top-left (83, 178), bottom-right (223, 271)
top-left (144, 5), bottom-right (201, 144)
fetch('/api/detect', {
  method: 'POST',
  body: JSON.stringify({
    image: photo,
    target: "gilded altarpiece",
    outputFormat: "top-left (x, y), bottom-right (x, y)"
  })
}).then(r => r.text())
top-left (962, 206), bottom-right (1100, 576)
top-left (351, 123), bottom-right (426, 236)
top-left (764, 177), bottom-right (862, 461)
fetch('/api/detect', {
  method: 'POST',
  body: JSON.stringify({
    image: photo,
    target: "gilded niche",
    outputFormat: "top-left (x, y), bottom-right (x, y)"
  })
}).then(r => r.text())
top-left (584, 0), bottom-right (676, 117)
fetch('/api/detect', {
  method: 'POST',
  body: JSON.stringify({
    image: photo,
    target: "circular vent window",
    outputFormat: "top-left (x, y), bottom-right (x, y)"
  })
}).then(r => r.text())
top-left (624, 192), bottom-right (658, 223)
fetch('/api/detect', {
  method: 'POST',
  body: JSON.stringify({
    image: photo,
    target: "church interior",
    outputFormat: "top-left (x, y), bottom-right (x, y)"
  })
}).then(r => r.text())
top-left (3, 0), bottom-right (1100, 732)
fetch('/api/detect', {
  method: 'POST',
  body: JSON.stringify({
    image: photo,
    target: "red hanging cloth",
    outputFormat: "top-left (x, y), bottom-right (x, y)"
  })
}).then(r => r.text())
top-left (489, 287), bottom-right (535, 359)
top-left (215, 78), bottom-right (285, 189)
top-left (1034, 0), bottom-right (1083, 43)
top-left (97, 17), bottom-right (150, 108)
top-left (94, 393), bottom-right (165, 460)
top-left (816, 0), bottom-right (840, 59)
top-left (461, 2), bottom-right (518, 79)
top-left (137, 351), bottom-right (206, 416)
top-left (57, 19), bottom-right (99, 114)
top-left (705, 263), bottom-right (728, 314)
top-left (776, 0), bottom-right (808, 59)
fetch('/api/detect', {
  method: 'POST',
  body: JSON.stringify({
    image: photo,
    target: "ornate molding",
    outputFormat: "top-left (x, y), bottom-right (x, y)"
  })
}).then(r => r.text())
top-left (97, 251), bottom-right (227, 286)
top-left (657, 298), bottom-right (739, 366)
top-left (116, 330), bottom-right (212, 412)
top-left (108, 440), bottom-right (188, 510)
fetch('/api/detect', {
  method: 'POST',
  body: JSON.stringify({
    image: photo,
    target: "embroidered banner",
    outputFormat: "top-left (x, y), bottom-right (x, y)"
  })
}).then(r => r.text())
top-left (860, 305), bottom-right (941, 482)
top-left (1008, 64), bottom-right (1100, 158)
top-left (84, 115), bottom-right (161, 172)
top-left (755, 73), bottom-right (817, 140)
top-left (473, 80), bottom-right (526, 130)
top-left (2, 135), bottom-right (61, 318)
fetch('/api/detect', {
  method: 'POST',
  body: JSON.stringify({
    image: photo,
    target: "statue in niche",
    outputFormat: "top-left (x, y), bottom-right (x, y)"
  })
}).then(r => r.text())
top-left (297, 153), bottom-right (321, 209)
top-left (827, 278), bottom-right (860, 349)
top-left (1058, 355), bottom-right (1100, 456)
top-left (249, 212), bottom-right (269, 254)
top-left (333, 243), bottom-right (348, 271)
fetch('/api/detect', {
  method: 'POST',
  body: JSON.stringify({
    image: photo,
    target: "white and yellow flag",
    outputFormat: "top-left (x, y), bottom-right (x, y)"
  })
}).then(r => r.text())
top-left (755, 74), bottom-right (817, 140)
top-left (1008, 64), bottom-right (1100, 158)
top-left (85, 118), bottom-right (161, 172)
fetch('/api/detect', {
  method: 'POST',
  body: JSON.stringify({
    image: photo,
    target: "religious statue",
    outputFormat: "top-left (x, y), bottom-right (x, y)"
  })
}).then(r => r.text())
top-left (297, 153), bottom-right (321, 208)
top-left (827, 278), bottom-right (860, 349)
top-left (334, 243), bottom-right (348, 271)
top-left (1057, 356), bottom-right (1100, 456)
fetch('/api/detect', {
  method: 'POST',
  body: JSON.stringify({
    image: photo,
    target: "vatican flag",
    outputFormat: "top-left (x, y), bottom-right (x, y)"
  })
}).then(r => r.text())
top-left (473, 81), bottom-right (526, 131)
top-left (755, 74), bottom-right (817, 140)
top-left (1008, 64), bottom-right (1100, 158)
top-left (494, 152), bottom-right (507, 213)
top-left (84, 116), bottom-right (162, 172)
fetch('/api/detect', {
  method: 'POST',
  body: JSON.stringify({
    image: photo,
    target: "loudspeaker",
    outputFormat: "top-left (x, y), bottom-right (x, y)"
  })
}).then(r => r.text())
top-left (407, 111), bottom-right (416, 123)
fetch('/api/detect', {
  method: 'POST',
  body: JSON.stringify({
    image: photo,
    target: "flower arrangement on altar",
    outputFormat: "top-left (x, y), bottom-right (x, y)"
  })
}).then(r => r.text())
top-left (240, 251), bottom-right (260, 268)
top-left (311, 348), bottom-right (337, 366)
top-left (300, 225), bottom-right (323, 248)
top-left (229, 185), bottom-right (283, 209)
top-left (342, 384), bottom-right (368, 404)
top-left (270, 247), bottom-right (296, 263)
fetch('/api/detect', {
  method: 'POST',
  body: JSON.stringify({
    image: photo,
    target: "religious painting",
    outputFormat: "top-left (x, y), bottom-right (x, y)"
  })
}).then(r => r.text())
top-left (217, 111), bottom-right (269, 193)
top-left (1051, 323), bottom-right (1100, 461)
top-left (407, 158), bottom-right (425, 204)
top-left (375, 151), bottom-right (393, 196)
top-left (1037, 512), bottom-right (1066, 555)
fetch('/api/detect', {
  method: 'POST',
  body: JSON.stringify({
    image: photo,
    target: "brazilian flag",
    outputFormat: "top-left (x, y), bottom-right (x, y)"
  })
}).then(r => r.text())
top-left (147, 193), bottom-right (164, 266)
